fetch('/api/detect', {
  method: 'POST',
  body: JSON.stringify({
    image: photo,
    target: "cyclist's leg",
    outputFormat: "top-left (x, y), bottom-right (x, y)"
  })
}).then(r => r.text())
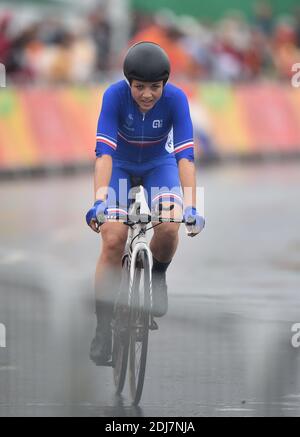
top-left (143, 158), bottom-right (183, 316)
top-left (91, 162), bottom-right (130, 365)
top-left (95, 222), bottom-right (128, 304)
top-left (143, 158), bottom-right (182, 263)
top-left (95, 161), bottom-right (130, 297)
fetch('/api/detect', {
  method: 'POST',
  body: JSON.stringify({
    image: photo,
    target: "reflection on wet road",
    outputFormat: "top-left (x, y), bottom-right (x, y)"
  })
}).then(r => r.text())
top-left (0, 162), bottom-right (299, 416)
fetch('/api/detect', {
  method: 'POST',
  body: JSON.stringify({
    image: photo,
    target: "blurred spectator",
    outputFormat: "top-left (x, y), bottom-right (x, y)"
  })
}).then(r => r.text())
top-left (272, 17), bottom-right (300, 79)
top-left (0, 12), bottom-right (12, 65)
top-left (6, 23), bottom-right (39, 83)
top-left (253, 0), bottom-right (274, 36)
top-left (177, 16), bottom-right (213, 79)
top-left (243, 28), bottom-right (273, 79)
top-left (128, 10), bottom-right (202, 80)
top-left (70, 30), bottom-right (97, 83)
top-left (88, 8), bottom-right (111, 74)
top-left (295, 7), bottom-right (300, 48)
top-left (212, 13), bottom-right (249, 81)
top-left (1, 4), bottom-right (300, 85)
top-left (130, 10), bottom-right (155, 38)
top-left (0, 7), bottom-right (108, 84)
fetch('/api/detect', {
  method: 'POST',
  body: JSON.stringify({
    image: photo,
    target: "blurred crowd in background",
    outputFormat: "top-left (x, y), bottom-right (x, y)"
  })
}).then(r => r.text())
top-left (1, 1), bottom-right (300, 85)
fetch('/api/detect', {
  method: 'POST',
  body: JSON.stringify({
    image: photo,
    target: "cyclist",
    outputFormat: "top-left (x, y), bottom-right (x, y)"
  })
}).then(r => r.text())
top-left (86, 41), bottom-right (205, 366)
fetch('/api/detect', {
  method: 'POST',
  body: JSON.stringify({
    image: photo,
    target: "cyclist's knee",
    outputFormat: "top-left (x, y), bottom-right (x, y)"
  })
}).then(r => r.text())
top-left (100, 224), bottom-right (127, 259)
top-left (153, 222), bottom-right (180, 240)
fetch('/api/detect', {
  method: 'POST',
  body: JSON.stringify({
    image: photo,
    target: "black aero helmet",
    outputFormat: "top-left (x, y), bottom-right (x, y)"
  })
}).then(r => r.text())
top-left (123, 41), bottom-right (170, 85)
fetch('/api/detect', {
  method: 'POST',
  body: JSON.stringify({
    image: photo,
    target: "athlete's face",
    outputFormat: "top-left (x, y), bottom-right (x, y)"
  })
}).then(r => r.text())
top-left (131, 80), bottom-right (164, 112)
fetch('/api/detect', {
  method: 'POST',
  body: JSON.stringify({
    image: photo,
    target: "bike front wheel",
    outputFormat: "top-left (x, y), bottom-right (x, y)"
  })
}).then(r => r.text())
top-left (129, 250), bottom-right (151, 405)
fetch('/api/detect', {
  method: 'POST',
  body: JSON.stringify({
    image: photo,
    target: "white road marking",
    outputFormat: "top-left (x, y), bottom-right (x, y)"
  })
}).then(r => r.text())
top-left (283, 394), bottom-right (300, 399)
top-left (216, 407), bottom-right (255, 412)
top-left (0, 251), bottom-right (27, 265)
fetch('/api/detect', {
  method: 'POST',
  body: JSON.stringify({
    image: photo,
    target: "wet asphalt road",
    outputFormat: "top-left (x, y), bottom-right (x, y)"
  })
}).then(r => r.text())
top-left (0, 162), bottom-right (299, 417)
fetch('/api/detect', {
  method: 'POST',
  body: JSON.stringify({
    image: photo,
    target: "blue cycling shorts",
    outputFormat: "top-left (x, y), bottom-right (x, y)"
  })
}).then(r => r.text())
top-left (105, 156), bottom-right (182, 217)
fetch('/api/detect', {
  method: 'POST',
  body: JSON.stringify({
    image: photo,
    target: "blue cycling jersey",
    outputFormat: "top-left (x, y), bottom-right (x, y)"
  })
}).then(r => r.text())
top-left (95, 80), bottom-right (194, 163)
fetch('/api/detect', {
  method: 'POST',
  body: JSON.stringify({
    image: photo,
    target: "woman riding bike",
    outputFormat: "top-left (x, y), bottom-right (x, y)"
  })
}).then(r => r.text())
top-left (86, 41), bottom-right (205, 366)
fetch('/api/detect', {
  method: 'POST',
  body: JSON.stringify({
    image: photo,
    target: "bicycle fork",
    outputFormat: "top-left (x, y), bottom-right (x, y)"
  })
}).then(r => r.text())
top-left (128, 239), bottom-right (158, 331)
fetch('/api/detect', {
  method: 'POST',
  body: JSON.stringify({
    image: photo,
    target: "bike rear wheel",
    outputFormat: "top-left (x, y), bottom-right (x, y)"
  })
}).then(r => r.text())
top-left (112, 256), bottom-right (130, 394)
top-left (129, 250), bottom-right (151, 405)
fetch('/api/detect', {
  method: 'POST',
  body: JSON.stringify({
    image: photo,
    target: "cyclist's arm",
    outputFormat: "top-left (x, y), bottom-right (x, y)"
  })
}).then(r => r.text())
top-left (171, 88), bottom-right (194, 164)
top-left (171, 88), bottom-right (196, 208)
top-left (94, 155), bottom-right (112, 202)
top-left (178, 158), bottom-right (196, 208)
top-left (94, 85), bottom-right (119, 202)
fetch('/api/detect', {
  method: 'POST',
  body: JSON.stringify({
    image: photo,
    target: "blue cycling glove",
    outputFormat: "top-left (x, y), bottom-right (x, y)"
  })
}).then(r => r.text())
top-left (86, 200), bottom-right (108, 233)
top-left (184, 206), bottom-right (205, 237)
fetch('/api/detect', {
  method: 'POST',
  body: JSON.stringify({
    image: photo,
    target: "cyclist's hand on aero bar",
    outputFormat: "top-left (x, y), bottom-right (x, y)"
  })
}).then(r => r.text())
top-left (86, 200), bottom-right (108, 233)
top-left (184, 206), bottom-right (205, 237)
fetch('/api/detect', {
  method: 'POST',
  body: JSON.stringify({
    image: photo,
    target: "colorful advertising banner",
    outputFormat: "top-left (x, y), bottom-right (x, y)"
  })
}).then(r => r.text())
top-left (0, 83), bottom-right (299, 171)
